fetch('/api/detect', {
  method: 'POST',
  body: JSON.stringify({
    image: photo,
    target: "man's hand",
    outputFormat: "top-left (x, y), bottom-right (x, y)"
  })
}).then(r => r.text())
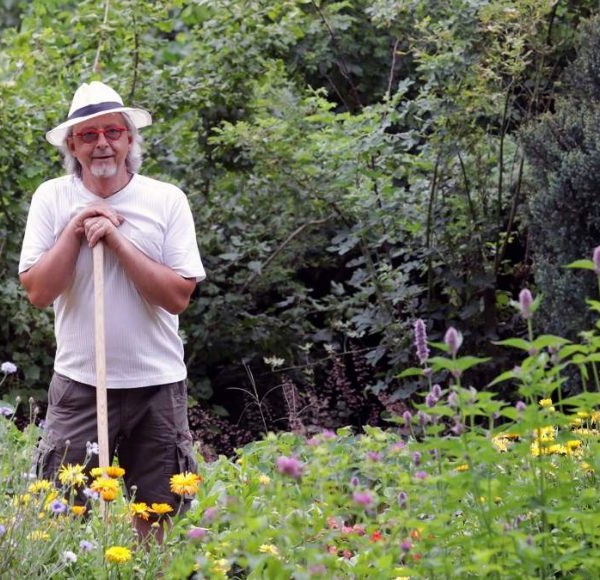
top-left (83, 215), bottom-right (120, 248)
top-left (70, 201), bottom-right (123, 239)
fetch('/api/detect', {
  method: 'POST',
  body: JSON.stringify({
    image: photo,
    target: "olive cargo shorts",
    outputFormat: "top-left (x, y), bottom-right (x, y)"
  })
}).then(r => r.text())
top-left (34, 373), bottom-right (198, 513)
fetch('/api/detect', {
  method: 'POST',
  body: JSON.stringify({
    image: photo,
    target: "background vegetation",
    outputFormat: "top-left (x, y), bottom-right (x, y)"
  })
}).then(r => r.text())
top-left (2, 0), bottom-right (600, 450)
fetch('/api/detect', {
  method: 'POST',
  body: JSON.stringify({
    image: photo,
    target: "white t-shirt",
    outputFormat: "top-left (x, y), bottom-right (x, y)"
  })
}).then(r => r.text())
top-left (19, 174), bottom-right (206, 388)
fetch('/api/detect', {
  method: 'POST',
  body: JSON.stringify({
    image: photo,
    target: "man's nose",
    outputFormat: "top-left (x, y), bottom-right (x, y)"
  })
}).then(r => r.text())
top-left (96, 131), bottom-right (110, 146)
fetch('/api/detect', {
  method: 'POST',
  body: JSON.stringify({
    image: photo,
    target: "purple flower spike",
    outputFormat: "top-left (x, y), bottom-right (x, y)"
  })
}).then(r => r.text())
top-left (276, 456), bottom-right (303, 480)
top-left (444, 327), bottom-right (463, 356)
top-left (594, 246), bottom-right (600, 274)
top-left (431, 384), bottom-right (442, 398)
top-left (519, 289), bottom-right (534, 320)
top-left (402, 410), bottom-right (413, 426)
top-left (425, 392), bottom-right (437, 408)
top-left (413, 319), bottom-right (430, 365)
top-left (400, 539), bottom-right (412, 552)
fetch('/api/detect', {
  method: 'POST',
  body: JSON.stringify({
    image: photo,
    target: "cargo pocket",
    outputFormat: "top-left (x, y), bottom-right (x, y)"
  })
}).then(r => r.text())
top-left (176, 430), bottom-right (198, 475)
top-left (31, 433), bottom-right (62, 480)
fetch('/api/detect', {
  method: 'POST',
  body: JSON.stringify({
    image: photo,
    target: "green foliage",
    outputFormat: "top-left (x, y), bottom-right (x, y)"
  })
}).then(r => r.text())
top-left (1, 0), bottom-right (599, 419)
top-left (523, 15), bottom-right (600, 341)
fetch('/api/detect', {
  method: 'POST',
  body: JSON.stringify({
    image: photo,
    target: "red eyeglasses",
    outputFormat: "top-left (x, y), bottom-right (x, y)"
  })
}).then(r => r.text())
top-left (72, 126), bottom-right (128, 144)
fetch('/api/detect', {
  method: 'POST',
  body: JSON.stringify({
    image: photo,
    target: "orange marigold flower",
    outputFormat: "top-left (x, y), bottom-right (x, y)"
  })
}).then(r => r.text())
top-left (71, 505), bottom-right (87, 516)
top-left (91, 477), bottom-right (120, 502)
top-left (105, 466), bottom-right (125, 478)
top-left (169, 472), bottom-right (202, 496)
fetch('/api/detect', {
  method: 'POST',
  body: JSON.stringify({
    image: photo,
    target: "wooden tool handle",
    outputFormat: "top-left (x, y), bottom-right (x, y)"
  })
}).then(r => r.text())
top-left (93, 243), bottom-right (109, 473)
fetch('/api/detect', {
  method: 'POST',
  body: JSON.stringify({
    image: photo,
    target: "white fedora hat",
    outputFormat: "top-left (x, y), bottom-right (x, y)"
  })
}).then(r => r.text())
top-left (46, 81), bottom-right (152, 146)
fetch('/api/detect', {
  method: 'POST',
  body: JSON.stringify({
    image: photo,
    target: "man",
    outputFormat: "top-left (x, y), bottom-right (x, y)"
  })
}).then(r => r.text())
top-left (19, 81), bottom-right (205, 540)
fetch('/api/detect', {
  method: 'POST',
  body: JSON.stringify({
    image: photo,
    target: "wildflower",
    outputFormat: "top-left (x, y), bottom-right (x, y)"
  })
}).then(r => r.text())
top-left (400, 539), bottom-right (412, 552)
top-left (518, 289), bottom-right (534, 319)
top-left (212, 559), bottom-right (231, 575)
top-left (187, 526), bottom-right (209, 540)
top-left (0, 406), bottom-right (13, 417)
top-left (105, 466), bottom-right (125, 478)
top-left (352, 490), bottom-right (374, 507)
top-left (203, 506), bottom-right (218, 522)
top-left (444, 327), bottom-right (463, 356)
top-left (371, 530), bottom-right (383, 542)
top-left (1, 361), bottom-right (17, 374)
top-left (258, 474), bottom-right (271, 485)
top-left (49, 499), bottom-right (68, 515)
top-left (410, 528), bottom-right (423, 541)
top-left (28, 479), bottom-right (53, 494)
top-left (90, 477), bottom-right (120, 501)
top-left (85, 441), bottom-right (99, 455)
top-left (105, 546), bottom-right (132, 564)
top-left (367, 451), bottom-right (382, 462)
top-left (28, 530), bottom-right (50, 541)
top-left (83, 487), bottom-right (99, 500)
top-left (412, 451), bottom-right (422, 466)
top-left (581, 462), bottom-right (595, 474)
top-left (402, 410), bottom-right (413, 425)
top-left (425, 392), bottom-right (437, 408)
top-left (539, 398), bottom-right (555, 412)
top-left (350, 475), bottom-right (360, 487)
top-left (276, 456), bottom-right (303, 480)
top-left (515, 401), bottom-right (526, 412)
top-left (413, 319), bottom-right (430, 364)
top-left (455, 463), bottom-right (469, 472)
top-left (431, 384), bottom-right (442, 399)
top-left (130, 502), bottom-right (151, 520)
top-left (450, 418), bottom-right (464, 435)
top-left (79, 540), bottom-right (96, 552)
top-left (492, 433), bottom-right (519, 452)
top-left (593, 246), bottom-right (600, 274)
top-left (414, 471), bottom-right (428, 480)
top-left (150, 503), bottom-right (173, 515)
top-left (398, 491), bottom-right (408, 508)
top-left (259, 544), bottom-right (279, 556)
top-left (62, 550), bottom-right (77, 564)
top-left (170, 472), bottom-right (202, 495)
top-left (448, 391), bottom-right (459, 408)
top-left (58, 464), bottom-right (87, 487)
top-left (0, 524), bottom-right (5, 537)
top-left (71, 505), bottom-right (86, 516)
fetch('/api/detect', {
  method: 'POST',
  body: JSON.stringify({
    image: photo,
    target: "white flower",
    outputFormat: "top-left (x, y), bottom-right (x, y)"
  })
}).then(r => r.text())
top-left (1, 362), bottom-right (17, 375)
top-left (62, 550), bottom-right (77, 564)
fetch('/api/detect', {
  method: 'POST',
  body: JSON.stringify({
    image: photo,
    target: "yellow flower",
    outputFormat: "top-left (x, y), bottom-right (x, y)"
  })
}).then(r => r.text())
top-left (90, 467), bottom-right (104, 479)
top-left (581, 461), bottom-right (595, 474)
top-left (533, 426), bottom-right (556, 442)
top-left (58, 464), bottom-right (87, 487)
top-left (27, 530), bottom-right (50, 541)
top-left (28, 480), bottom-right (54, 494)
top-left (258, 474), bottom-right (271, 485)
top-left (105, 546), bottom-right (132, 564)
top-left (539, 399), bottom-right (555, 412)
top-left (455, 463), bottom-right (469, 472)
top-left (130, 502), bottom-right (151, 520)
top-left (71, 505), bottom-right (87, 516)
top-left (211, 558), bottom-right (231, 575)
top-left (13, 493), bottom-right (31, 506)
top-left (259, 544), bottom-right (279, 556)
top-left (91, 477), bottom-right (120, 501)
top-left (150, 503), bottom-right (173, 515)
top-left (491, 433), bottom-right (519, 452)
top-left (170, 472), bottom-right (202, 496)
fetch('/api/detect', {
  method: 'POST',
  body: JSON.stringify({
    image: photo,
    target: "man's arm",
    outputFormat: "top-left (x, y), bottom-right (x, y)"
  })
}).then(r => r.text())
top-left (83, 215), bottom-right (196, 314)
top-left (20, 203), bottom-right (122, 308)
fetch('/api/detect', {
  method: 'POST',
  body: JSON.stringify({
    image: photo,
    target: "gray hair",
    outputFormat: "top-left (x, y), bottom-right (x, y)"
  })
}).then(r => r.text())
top-left (59, 114), bottom-right (144, 177)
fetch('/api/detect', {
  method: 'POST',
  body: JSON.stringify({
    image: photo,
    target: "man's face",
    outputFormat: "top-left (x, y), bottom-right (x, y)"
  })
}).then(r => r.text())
top-left (68, 113), bottom-right (132, 179)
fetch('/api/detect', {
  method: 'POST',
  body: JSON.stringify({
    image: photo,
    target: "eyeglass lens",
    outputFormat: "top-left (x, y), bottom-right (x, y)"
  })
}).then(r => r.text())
top-left (75, 127), bottom-right (127, 143)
